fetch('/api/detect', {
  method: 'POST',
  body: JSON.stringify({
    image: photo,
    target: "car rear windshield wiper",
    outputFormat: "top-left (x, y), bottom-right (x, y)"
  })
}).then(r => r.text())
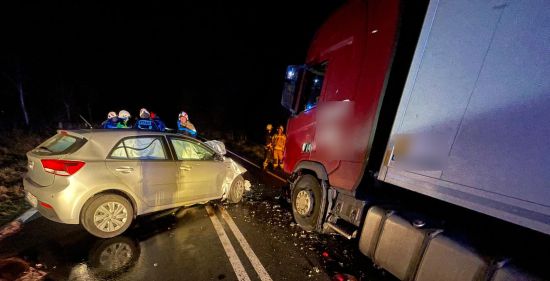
top-left (36, 146), bottom-right (53, 152)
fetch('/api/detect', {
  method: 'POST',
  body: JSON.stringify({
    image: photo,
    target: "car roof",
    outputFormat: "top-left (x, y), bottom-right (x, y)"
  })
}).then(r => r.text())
top-left (65, 129), bottom-right (194, 140)
top-left (62, 129), bottom-right (201, 159)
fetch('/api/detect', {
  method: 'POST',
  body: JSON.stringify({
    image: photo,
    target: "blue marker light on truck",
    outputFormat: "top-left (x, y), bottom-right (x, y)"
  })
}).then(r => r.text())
top-left (287, 70), bottom-right (295, 80)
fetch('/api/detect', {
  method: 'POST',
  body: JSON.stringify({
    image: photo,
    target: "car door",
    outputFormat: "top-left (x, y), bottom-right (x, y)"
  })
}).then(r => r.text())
top-left (107, 136), bottom-right (177, 207)
top-left (168, 137), bottom-right (226, 203)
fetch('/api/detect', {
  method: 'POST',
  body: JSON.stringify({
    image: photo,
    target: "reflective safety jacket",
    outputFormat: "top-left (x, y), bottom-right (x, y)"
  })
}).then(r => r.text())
top-left (102, 119), bottom-right (119, 129)
top-left (135, 118), bottom-right (166, 131)
top-left (177, 120), bottom-right (197, 136)
top-left (272, 133), bottom-right (286, 151)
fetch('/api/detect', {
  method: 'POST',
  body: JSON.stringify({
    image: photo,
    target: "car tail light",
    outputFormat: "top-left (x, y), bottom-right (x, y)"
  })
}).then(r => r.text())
top-left (41, 159), bottom-right (85, 176)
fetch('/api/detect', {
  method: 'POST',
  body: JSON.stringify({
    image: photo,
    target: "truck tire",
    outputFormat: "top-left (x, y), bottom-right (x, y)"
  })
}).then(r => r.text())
top-left (228, 175), bottom-right (245, 203)
top-left (81, 194), bottom-right (134, 238)
top-left (292, 174), bottom-right (324, 231)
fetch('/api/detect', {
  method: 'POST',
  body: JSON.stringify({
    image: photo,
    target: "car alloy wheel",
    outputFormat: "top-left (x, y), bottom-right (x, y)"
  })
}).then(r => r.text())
top-left (93, 202), bottom-right (129, 232)
top-left (82, 194), bottom-right (134, 238)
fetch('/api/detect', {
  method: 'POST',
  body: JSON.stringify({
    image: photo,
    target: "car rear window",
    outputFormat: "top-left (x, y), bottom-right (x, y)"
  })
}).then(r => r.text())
top-left (34, 133), bottom-right (87, 155)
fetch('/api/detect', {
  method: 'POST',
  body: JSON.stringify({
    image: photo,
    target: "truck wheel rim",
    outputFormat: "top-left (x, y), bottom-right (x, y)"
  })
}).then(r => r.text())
top-left (295, 190), bottom-right (313, 216)
top-left (94, 202), bottom-right (128, 232)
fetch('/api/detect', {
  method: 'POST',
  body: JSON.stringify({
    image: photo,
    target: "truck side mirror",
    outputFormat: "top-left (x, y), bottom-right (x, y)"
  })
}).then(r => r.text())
top-left (281, 65), bottom-right (304, 114)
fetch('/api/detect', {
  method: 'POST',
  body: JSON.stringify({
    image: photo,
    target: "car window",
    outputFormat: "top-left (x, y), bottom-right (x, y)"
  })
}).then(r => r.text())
top-left (34, 133), bottom-right (86, 155)
top-left (170, 138), bottom-right (215, 161)
top-left (109, 137), bottom-right (167, 160)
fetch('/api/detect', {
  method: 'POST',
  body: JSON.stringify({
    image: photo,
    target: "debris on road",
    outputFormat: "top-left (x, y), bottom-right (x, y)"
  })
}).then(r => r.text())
top-left (0, 257), bottom-right (47, 281)
top-left (233, 177), bottom-right (387, 281)
top-left (0, 220), bottom-right (22, 242)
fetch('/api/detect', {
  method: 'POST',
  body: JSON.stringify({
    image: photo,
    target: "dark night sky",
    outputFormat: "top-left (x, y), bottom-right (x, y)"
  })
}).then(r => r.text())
top-left (0, 0), bottom-right (344, 142)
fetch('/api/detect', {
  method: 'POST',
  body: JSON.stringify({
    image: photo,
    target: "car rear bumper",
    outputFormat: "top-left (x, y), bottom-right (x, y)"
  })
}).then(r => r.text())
top-left (23, 176), bottom-right (79, 224)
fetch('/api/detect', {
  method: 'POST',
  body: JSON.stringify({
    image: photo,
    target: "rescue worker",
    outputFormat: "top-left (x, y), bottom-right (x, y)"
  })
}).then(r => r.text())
top-left (135, 108), bottom-right (156, 130)
top-left (263, 124), bottom-right (274, 170)
top-left (177, 111), bottom-right (197, 137)
top-left (150, 111), bottom-right (166, 131)
top-left (117, 110), bottom-right (131, 128)
top-left (101, 111), bottom-right (119, 129)
top-left (271, 125), bottom-right (286, 169)
top-left (139, 108), bottom-right (150, 119)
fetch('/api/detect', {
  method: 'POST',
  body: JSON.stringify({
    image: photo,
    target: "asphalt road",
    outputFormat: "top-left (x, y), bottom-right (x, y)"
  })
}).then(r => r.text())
top-left (0, 152), bottom-right (391, 281)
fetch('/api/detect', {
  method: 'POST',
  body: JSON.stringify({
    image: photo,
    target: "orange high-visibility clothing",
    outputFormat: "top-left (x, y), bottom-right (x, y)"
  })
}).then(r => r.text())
top-left (272, 133), bottom-right (286, 152)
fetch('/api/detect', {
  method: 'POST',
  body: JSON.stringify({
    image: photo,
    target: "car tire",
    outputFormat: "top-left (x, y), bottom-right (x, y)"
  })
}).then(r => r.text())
top-left (228, 175), bottom-right (245, 203)
top-left (81, 194), bottom-right (134, 238)
top-left (291, 174), bottom-right (324, 232)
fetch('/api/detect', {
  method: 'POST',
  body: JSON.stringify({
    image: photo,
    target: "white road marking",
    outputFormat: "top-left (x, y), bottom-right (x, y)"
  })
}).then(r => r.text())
top-left (220, 206), bottom-right (273, 281)
top-left (16, 208), bottom-right (39, 223)
top-left (206, 205), bottom-right (251, 281)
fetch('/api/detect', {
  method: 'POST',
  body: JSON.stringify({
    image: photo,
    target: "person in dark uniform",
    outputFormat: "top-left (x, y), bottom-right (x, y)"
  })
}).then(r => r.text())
top-left (263, 124), bottom-right (274, 170)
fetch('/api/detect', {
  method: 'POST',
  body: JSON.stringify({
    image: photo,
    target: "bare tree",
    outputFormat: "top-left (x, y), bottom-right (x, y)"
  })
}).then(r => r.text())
top-left (57, 76), bottom-right (74, 123)
top-left (1, 64), bottom-right (30, 126)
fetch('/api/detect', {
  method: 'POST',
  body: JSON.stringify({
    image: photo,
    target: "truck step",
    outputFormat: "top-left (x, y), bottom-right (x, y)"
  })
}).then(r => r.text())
top-left (324, 221), bottom-right (357, 240)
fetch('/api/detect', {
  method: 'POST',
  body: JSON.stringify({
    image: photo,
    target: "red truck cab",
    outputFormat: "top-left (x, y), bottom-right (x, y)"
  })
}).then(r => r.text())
top-left (282, 0), bottom-right (400, 192)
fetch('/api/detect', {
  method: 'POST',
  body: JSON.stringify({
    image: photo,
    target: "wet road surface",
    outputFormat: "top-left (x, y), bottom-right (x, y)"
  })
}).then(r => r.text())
top-left (0, 153), bottom-right (393, 281)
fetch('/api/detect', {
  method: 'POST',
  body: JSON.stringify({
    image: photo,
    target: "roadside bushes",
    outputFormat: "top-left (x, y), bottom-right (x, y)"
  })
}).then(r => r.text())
top-left (0, 129), bottom-right (44, 226)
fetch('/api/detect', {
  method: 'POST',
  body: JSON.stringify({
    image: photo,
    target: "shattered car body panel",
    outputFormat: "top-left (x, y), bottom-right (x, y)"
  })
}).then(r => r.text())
top-left (220, 158), bottom-right (250, 200)
top-left (204, 140), bottom-right (250, 200)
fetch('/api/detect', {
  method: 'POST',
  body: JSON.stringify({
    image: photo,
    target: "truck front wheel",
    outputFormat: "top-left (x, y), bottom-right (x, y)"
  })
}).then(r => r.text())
top-left (291, 174), bottom-right (324, 232)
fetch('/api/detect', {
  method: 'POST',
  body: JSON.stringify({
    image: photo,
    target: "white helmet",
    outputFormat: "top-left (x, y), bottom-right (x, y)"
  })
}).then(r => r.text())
top-left (107, 111), bottom-right (117, 119)
top-left (139, 108), bottom-right (150, 119)
top-left (178, 111), bottom-right (189, 120)
top-left (118, 110), bottom-right (131, 120)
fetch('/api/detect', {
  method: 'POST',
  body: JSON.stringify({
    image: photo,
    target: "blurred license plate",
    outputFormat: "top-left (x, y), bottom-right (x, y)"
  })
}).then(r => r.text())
top-left (26, 192), bottom-right (38, 207)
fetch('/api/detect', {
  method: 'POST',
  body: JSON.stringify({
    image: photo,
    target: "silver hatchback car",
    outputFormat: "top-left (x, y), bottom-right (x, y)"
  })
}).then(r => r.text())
top-left (23, 129), bottom-right (247, 238)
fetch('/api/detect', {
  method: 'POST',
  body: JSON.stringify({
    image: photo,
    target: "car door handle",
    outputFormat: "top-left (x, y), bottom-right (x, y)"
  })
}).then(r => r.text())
top-left (115, 167), bottom-right (134, 173)
top-left (180, 165), bottom-right (192, 171)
